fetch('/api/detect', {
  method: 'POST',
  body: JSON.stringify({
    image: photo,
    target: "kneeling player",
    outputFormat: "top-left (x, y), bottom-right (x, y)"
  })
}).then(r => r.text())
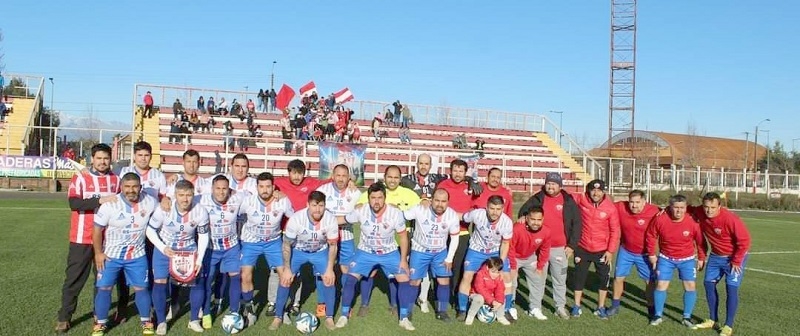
top-left (92, 173), bottom-right (158, 336)
top-left (456, 196), bottom-right (513, 324)
top-left (147, 180), bottom-right (210, 335)
top-left (271, 191), bottom-right (339, 330)
top-left (402, 189), bottom-right (461, 322)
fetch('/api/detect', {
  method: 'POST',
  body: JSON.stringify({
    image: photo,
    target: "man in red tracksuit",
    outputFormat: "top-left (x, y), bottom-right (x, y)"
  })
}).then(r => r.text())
top-left (571, 179), bottom-right (620, 319)
top-left (508, 207), bottom-right (551, 320)
top-left (473, 167), bottom-right (513, 217)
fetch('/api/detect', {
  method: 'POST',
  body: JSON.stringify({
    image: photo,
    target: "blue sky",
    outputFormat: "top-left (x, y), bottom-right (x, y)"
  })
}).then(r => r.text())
top-left (3, 1), bottom-right (798, 150)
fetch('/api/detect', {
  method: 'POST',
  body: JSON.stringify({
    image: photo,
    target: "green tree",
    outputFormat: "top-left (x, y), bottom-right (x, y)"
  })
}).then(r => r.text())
top-left (757, 141), bottom-right (793, 173)
top-left (2, 77), bottom-right (34, 97)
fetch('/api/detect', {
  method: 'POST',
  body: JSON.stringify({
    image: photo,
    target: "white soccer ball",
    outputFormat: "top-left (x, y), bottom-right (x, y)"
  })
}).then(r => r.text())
top-left (221, 312), bottom-right (244, 334)
top-left (476, 305), bottom-right (496, 324)
top-left (295, 311), bottom-right (319, 334)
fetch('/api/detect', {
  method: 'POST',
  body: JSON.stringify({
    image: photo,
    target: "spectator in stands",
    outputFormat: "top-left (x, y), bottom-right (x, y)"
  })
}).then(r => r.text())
top-left (254, 125), bottom-right (263, 138)
top-left (231, 99), bottom-right (243, 117)
top-left (0, 100), bottom-right (6, 123)
top-left (269, 88), bottom-right (277, 112)
top-left (199, 113), bottom-right (210, 133)
top-left (453, 133), bottom-right (468, 149)
top-left (180, 119), bottom-right (192, 144)
top-left (401, 104), bottom-right (413, 128)
top-left (280, 112), bottom-right (291, 132)
top-left (238, 131), bottom-right (249, 152)
top-left (476, 139), bottom-right (485, 150)
top-left (172, 98), bottom-right (184, 118)
top-left (372, 116), bottom-right (383, 141)
top-left (197, 96), bottom-right (205, 112)
top-left (214, 150), bottom-right (222, 174)
top-left (282, 126), bottom-right (294, 154)
top-left (62, 145), bottom-right (77, 161)
top-left (384, 109), bottom-right (395, 126)
top-left (207, 96), bottom-right (216, 114)
top-left (246, 99), bottom-right (255, 114)
top-left (392, 100), bottom-right (402, 125)
top-left (143, 91), bottom-right (154, 118)
top-left (399, 126), bottom-right (411, 144)
top-left (223, 121), bottom-right (234, 151)
top-left (350, 121), bottom-right (361, 144)
top-left (169, 118), bottom-right (182, 144)
top-left (189, 112), bottom-right (200, 132)
top-left (217, 97), bottom-right (229, 115)
top-left (326, 93), bottom-right (335, 109)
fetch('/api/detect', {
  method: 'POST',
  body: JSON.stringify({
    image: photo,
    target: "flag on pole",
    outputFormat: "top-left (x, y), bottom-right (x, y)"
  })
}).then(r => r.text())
top-left (275, 84), bottom-right (296, 111)
top-left (299, 81), bottom-right (317, 97)
top-left (334, 87), bottom-right (354, 104)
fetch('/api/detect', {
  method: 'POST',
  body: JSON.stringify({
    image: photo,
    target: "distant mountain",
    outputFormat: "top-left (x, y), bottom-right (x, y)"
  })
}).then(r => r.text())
top-left (58, 114), bottom-right (132, 143)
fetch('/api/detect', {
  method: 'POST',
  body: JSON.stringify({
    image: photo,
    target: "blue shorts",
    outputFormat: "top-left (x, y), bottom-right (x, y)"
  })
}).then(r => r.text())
top-left (704, 254), bottom-right (748, 287)
top-left (240, 240), bottom-right (283, 269)
top-left (463, 249), bottom-right (510, 272)
top-left (656, 256), bottom-right (696, 282)
top-left (152, 248), bottom-right (171, 280)
top-left (615, 247), bottom-right (653, 281)
top-left (409, 250), bottom-right (450, 280)
top-left (348, 249), bottom-right (406, 278)
top-left (291, 249), bottom-right (331, 276)
top-left (204, 245), bottom-right (241, 276)
top-left (339, 240), bottom-right (356, 266)
top-left (97, 256), bottom-right (149, 288)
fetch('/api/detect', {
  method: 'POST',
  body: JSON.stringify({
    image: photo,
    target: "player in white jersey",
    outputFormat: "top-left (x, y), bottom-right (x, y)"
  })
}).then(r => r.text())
top-left (219, 153), bottom-right (258, 196)
top-left (146, 180), bottom-right (210, 334)
top-left (402, 188), bottom-right (461, 323)
top-left (91, 172), bottom-right (158, 336)
top-left (120, 141), bottom-right (167, 200)
top-left (238, 172), bottom-right (294, 326)
top-left (315, 164), bottom-right (361, 273)
top-left (196, 175), bottom-right (245, 329)
top-left (270, 191), bottom-right (340, 331)
top-left (335, 182), bottom-right (417, 331)
top-left (456, 195), bottom-right (514, 324)
top-left (164, 150), bottom-right (212, 199)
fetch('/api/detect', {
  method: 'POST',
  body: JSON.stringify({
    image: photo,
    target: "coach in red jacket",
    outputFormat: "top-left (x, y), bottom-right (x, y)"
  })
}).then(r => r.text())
top-left (571, 179), bottom-right (620, 319)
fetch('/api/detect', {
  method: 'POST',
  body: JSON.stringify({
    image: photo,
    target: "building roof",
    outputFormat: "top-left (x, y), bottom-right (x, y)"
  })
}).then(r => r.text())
top-left (591, 130), bottom-right (767, 170)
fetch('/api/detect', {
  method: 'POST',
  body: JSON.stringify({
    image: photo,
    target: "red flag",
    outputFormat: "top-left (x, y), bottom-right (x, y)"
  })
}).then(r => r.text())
top-left (334, 87), bottom-right (354, 104)
top-left (275, 84), bottom-right (296, 111)
top-left (299, 81), bottom-right (317, 97)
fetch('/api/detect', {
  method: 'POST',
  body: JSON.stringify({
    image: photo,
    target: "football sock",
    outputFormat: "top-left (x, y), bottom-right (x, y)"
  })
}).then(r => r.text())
top-left (152, 283), bottom-right (168, 323)
top-left (725, 285), bottom-right (740, 327)
top-left (133, 288), bottom-right (152, 322)
top-left (340, 274), bottom-right (358, 317)
top-left (203, 269), bottom-right (215, 314)
top-left (704, 281), bottom-right (719, 322)
top-left (242, 290), bottom-right (253, 303)
top-left (419, 276), bottom-right (431, 302)
top-left (94, 288), bottom-right (112, 324)
top-left (436, 284), bottom-right (451, 313)
top-left (388, 280), bottom-right (398, 308)
top-left (228, 274), bottom-right (242, 314)
top-left (458, 292), bottom-right (469, 312)
top-left (398, 282), bottom-right (414, 319)
top-left (315, 278), bottom-right (325, 304)
top-left (322, 282), bottom-right (336, 318)
top-left (653, 289), bottom-right (667, 318)
top-left (505, 294), bottom-right (513, 312)
top-left (683, 290), bottom-right (697, 319)
top-left (611, 299), bottom-right (621, 309)
top-left (214, 272), bottom-right (227, 302)
top-left (360, 277), bottom-right (374, 307)
top-left (275, 284), bottom-right (291, 318)
top-left (189, 280), bottom-right (205, 321)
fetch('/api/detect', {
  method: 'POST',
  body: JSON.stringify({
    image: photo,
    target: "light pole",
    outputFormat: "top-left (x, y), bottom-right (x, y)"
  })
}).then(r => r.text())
top-left (752, 118), bottom-right (769, 193)
top-left (548, 110), bottom-right (564, 147)
top-left (792, 137), bottom-right (800, 153)
top-left (743, 131), bottom-right (750, 170)
top-left (49, 77), bottom-right (55, 156)
top-left (760, 129), bottom-right (770, 172)
top-left (270, 61), bottom-right (277, 91)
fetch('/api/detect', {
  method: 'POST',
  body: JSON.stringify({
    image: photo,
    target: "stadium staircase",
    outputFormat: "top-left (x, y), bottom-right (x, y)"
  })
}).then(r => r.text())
top-left (535, 132), bottom-right (593, 184)
top-left (134, 105), bottom-right (162, 168)
top-left (147, 107), bottom-right (590, 193)
top-left (0, 98), bottom-right (36, 155)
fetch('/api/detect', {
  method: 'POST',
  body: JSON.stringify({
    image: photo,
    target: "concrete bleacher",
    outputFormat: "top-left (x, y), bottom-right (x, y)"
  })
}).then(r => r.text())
top-left (150, 107), bottom-right (585, 193)
top-left (0, 98), bottom-right (36, 155)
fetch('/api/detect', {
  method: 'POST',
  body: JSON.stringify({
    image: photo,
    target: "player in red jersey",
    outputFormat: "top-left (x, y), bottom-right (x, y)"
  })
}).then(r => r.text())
top-left (691, 192), bottom-right (751, 336)
top-left (56, 144), bottom-right (126, 334)
top-left (473, 167), bottom-right (513, 217)
top-left (645, 194), bottom-right (707, 328)
top-left (508, 207), bottom-right (551, 320)
top-left (607, 190), bottom-right (660, 318)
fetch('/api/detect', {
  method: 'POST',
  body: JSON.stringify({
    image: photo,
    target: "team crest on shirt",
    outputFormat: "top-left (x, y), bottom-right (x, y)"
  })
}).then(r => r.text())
top-left (714, 228), bottom-right (722, 235)
top-left (140, 210), bottom-right (146, 217)
top-left (556, 204), bottom-right (563, 211)
top-left (149, 181), bottom-right (155, 187)
top-left (682, 230), bottom-right (690, 237)
top-left (599, 212), bottom-right (607, 219)
top-left (463, 188), bottom-right (470, 195)
top-left (272, 211), bottom-right (279, 217)
top-left (637, 219), bottom-right (645, 226)
top-left (300, 187), bottom-right (308, 193)
top-left (535, 238), bottom-right (542, 245)
top-left (346, 197), bottom-right (352, 202)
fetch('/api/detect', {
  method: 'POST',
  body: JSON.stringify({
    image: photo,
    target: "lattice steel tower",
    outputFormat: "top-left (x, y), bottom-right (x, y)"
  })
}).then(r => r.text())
top-left (608, 0), bottom-right (637, 157)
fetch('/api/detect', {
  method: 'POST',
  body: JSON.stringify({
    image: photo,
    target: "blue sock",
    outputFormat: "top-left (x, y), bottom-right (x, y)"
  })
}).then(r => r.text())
top-left (683, 290), bottom-right (697, 319)
top-left (94, 288), bottom-right (112, 324)
top-left (229, 274), bottom-right (242, 313)
top-left (612, 299), bottom-right (621, 309)
top-left (204, 269), bottom-right (216, 314)
top-left (653, 289), bottom-right (667, 318)
top-left (275, 285), bottom-right (291, 317)
top-left (457, 292), bottom-right (469, 313)
top-left (323, 283), bottom-right (336, 318)
top-left (315, 278), bottom-right (325, 304)
top-left (436, 284), bottom-right (450, 313)
top-left (190, 279), bottom-right (205, 321)
top-left (704, 281), bottom-right (719, 322)
top-left (341, 274), bottom-right (358, 317)
top-left (388, 280), bottom-right (398, 308)
top-left (725, 285), bottom-right (740, 327)
top-left (360, 277), bottom-right (374, 307)
top-left (133, 289), bottom-right (152, 322)
top-left (214, 272), bottom-right (227, 301)
top-left (152, 283), bottom-right (168, 323)
top-left (242, 290), bottom-right (254, 303)
top-left (505, 294), bottom-right (513, 312)
top-left (398, 282), bottom-right (414, 319)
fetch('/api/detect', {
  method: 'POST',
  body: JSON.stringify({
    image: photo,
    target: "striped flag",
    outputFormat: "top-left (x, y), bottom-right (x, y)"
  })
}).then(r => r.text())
top-left (334, 87), bottom-right (354, 104)
top-left (299, 81), bottom-right (317, 97)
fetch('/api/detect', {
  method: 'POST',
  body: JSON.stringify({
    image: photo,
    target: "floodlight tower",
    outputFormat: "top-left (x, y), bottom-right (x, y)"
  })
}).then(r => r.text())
top-left (608, 0), bottom-right (637, 159)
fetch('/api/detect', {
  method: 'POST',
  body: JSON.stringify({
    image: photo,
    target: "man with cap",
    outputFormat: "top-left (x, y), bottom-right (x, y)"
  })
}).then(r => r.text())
top-left (517, 172), bottom-right (582, 319)
top-left (569, 179), bottom-right (620, 319)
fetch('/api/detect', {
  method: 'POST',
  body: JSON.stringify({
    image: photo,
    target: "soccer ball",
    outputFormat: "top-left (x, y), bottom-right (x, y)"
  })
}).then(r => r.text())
top-left (221, 312), bottom-right (244, 334)
top-left (476, 305), bottom-right (496, 324)
top-left (295, 311), bottom-right (319, 334)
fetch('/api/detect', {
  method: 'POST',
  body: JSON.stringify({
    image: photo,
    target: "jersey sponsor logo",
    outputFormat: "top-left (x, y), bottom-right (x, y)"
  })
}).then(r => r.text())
top-left (682, 230), bottom-right (690, 237)
top-left (637, 219), bottom-right (645, 225)
top-left (556, 204), bottom-right (563, 211)
top-left (534, 238), bottom-right (542, 245)
top-left (714, 228), bottom-right (722, 235)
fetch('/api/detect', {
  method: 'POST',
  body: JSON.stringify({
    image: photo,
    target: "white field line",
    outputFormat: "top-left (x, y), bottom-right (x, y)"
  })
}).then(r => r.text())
top-left (748, 251), bottom-right (800, 255)
top-left (739, 217), bottom-right (798, 225)
top-left (746, 267), bottom-right (800, 279)
top-left (0, 207), bottom-right (65, 210)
